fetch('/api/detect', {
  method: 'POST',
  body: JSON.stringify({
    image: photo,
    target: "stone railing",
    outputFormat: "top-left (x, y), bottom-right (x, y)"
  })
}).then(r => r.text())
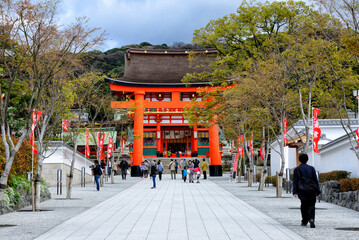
top-left (320, 181), bottom-right (359, 211)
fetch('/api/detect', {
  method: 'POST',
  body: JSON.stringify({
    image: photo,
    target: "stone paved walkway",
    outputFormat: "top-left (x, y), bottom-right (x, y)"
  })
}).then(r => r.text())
top-left (35, 175), bottom-right (303, 240)
top-left (1, 174), bottom-right (358, 240)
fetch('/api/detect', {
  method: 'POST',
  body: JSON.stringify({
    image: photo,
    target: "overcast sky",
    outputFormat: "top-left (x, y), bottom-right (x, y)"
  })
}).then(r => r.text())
top-left (58, 0), bottom-right (244, 51)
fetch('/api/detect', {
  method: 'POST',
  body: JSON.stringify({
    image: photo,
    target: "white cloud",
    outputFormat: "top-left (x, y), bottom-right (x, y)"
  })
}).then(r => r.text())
top-left (57, 0), bottom-right (243, 50)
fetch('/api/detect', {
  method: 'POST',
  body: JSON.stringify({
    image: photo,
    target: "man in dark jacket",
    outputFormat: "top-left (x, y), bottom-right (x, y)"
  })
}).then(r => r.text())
top-left (119, 158), bottom-right (129, 180)
top-left (93, 160), bottom-right (102, 191)
top-left (293, 153), bottom-right (321, 228)
top-left (150, 161), bottom-right (157, 189)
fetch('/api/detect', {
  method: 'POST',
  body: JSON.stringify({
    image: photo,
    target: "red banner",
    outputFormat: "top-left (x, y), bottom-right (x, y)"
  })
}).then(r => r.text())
top-left (98, 132), bottom-right (105, 160)
top-left (313, 108), bottom-right (321, 153)
top-left (283, 118), bottom-right (287, 144)
top-left (62, 119), bottom-right (70, 132)
top-left (30, 110), bottom-right (42, 154)
top-left (85, 129), bottom-right (90, 158)
top-left (260, 142), bottom-right (266, 160)
top-left (356, 128), bottom-right (359, 147)
top-left (107, 137), bottom-right (113, 159)
top-left (250, 132), bottom-right (253, 158)
top-left (233, 152), bottom-right (239, 172)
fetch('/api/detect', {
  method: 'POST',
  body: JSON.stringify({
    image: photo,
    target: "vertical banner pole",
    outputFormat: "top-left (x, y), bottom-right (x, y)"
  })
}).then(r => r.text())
top-left (312, 107), bottom-right (315, 168)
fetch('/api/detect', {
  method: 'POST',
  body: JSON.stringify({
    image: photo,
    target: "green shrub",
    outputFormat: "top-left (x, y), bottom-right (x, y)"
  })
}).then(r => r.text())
top-left (339, 178), bottom-right (359, 192)
top-left (265, 176), bottom-right (271, 184)
top-left (256, 173), bottom-right (261, 182)
top-left (2, 187), bottom-right (23, 211)
top-left (9, 175), bottom-right (31, 193)
top-left (319, 171), bottom-right (351, 182)
top-left (40, 178), bottom-right (50, 198)
top-left (222, 163), bottom-right (231, 172)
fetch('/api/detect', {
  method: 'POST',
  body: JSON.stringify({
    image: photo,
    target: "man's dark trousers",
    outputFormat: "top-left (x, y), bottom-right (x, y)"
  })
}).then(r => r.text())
top-left (121, 170), bottom-right (127, 180)
top-left (203, 171), bottom-right (207, 179)
top-left (301, 198), bottom-right (316, 224)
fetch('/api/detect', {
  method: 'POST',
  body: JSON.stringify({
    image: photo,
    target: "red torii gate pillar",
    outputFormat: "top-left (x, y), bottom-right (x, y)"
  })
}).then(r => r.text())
top-left (209, 122), bottom-right (222, 176)
top-left (131, 91), bottom-right (145, 176)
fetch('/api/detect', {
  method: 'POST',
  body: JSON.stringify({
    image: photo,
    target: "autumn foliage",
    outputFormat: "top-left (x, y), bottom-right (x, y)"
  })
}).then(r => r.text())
top-left (0, 135), bottom-right (38, 182)
top-left (339, 178), bottom-right (359, 192)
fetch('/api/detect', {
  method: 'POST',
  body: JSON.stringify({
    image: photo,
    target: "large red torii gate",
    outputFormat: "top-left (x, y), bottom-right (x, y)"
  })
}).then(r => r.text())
top-left (105, 48), bottom-right (223, 177)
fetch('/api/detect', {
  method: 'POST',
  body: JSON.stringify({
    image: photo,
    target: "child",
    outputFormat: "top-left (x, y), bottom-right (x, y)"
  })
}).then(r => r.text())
top-left (194, 167), bottom-right (201, 183)
top-left (183, 167), bottom-right (187, 182)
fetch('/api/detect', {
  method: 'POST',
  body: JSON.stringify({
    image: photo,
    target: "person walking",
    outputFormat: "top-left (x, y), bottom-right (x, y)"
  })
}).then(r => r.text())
top-left (180, 159), bottom-right (187, 179)
top-left (113, 160), bottom-right (118, 175)
top-left (100, 160), bottom-right (106, 187)
top-left (119, 158), bottom-right (129, 180)
top-left (193, 159), bottom-right (200, 168)
top-left (169, 159), bottom-right (176, 179)
top-left (107, 160), bottom-right (112, 178)
top-left (202, 158), bottom-right (208, 179)
top-left (93, 160), bottom-right (102, 191)
top-left (150, 161), bottom-right (157, 189)
top-left (140, 162), bottom-right (145, 178)
top-left (293, 153), bottom-right (321, 228)
top-left (187, 160), bottom-right (194, 183)
top-left (175, 159), bottom-right (179, 174)
top-left (157, 160), bottom-right (163, 181)
top-left (183, 167), bottom-right (187, 182)
top-left (144, 160), bottom-right (149, 178)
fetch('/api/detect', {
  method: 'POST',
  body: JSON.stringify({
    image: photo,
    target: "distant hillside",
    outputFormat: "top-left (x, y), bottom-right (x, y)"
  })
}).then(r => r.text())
top-left (80, 42), bottom-right (204, 78)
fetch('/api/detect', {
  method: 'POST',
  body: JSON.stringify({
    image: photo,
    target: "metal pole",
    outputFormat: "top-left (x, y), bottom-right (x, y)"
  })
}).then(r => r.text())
top-left (105, 165), bottom-right (108, 182)
top-left (286, 168), bottom-right (290, 194)
top-left (31, 142), bottom-right (34, 212)
top-left (81, 167), bottom-right (86, 187)
top-left (244, 165), bottom-right (247, 181)
top-left (253, 165), bottom-right (256, 183)
top-left (57, 169), bottom-right (62, 195)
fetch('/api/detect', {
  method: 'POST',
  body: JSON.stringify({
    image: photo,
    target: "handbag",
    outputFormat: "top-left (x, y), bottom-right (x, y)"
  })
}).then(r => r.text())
top-left (297, 169), bottom-right (317, 195)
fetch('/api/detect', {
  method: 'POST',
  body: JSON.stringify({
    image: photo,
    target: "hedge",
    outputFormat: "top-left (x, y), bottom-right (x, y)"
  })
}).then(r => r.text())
top-left (339, 178), bottom-right (359, 192)
top-left (319, 170), bottom-right (350, 182)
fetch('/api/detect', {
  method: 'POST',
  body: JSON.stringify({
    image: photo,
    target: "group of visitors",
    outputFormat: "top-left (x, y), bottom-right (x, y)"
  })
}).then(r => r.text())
top-left (140, 160), bottom-right (150, 178)
top-left (181, 159), bottom-right (206, 183)
top-left (92, 158), bottom-right (130, 191)
top-left (143, 158), bottom-right (208, 189)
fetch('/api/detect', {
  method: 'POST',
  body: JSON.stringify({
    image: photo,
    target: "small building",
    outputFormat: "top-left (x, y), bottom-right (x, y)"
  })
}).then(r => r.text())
top-left (42, 142), bottom-right (93, 187)
top-left (270, 119), bottom-right (359, 177)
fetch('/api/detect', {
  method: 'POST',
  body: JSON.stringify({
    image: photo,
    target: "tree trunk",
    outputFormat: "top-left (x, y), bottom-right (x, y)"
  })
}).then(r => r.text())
top-left (0, 126), bottom-right (28, 201)
top-left (276, 172), bottom-right (283, 198)
top-left (258, 169), bottom-right (266, 191)
top-left (248, 155), bottom-right (254, 187)
top-left (35, 179), bottom-right (41, 211)
top-left (248, 169), bottom-right (253, 187)
top-left (0, 154), bottom-right (16, 201)
top-left (67, 136), bottom-right (78, 199)
top-left (35, 150), bottom-right (44, 211)
top-left (34, 121), bottom-right (46, 211)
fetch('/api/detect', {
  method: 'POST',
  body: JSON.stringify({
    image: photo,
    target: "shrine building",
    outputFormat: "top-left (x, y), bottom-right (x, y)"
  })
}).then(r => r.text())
top-left (105, 48), bottom-right (223, 177)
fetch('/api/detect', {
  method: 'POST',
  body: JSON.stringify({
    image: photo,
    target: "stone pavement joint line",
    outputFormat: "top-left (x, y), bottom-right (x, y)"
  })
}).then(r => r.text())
top-left (35, 175), bottom-right (304, 240)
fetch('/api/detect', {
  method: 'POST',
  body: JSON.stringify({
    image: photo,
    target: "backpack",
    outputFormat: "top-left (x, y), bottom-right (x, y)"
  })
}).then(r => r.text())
top-left (158, 165), bottom-right (163, 172)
